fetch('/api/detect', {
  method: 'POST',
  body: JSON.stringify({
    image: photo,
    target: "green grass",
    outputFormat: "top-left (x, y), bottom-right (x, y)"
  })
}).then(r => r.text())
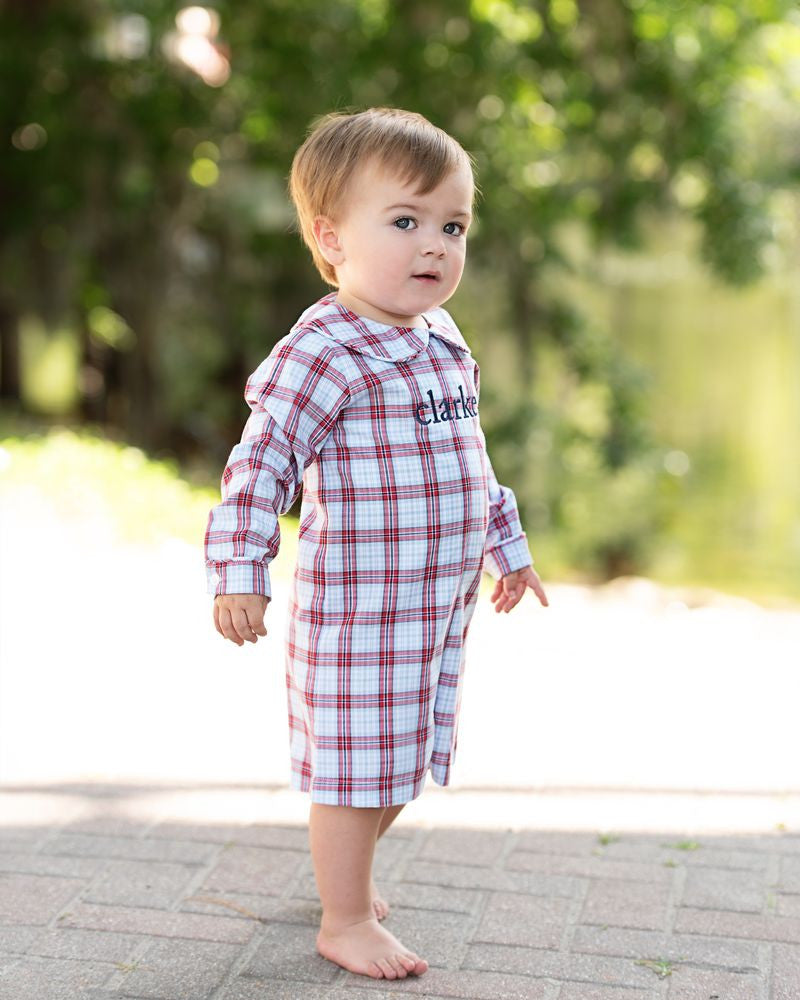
top-left (1, 415), bottom-right (798, 608)
top-left (0, 418), bottom-right (244, 549)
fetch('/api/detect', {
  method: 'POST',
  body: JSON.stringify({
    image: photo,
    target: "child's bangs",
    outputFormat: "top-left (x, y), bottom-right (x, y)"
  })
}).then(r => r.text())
top-left (370, 135), bottom-right (472, 199)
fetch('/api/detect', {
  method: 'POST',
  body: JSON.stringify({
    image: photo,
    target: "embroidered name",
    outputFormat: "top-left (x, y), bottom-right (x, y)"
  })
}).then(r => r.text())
top-left (413, 384), bottom-right (479, 426)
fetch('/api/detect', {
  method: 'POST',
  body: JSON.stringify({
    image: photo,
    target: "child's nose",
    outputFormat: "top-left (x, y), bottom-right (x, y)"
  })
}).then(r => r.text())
top-left (423, 231), bottom-right (447, 256)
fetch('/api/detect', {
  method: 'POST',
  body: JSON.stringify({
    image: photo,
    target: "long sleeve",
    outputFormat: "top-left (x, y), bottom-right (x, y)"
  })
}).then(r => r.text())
top-left (471, 357), bottom-right (534, 579)
top-left (204, 330), bottom-right (351, 599)
top-left (483, 450), bottom-right (535, 579)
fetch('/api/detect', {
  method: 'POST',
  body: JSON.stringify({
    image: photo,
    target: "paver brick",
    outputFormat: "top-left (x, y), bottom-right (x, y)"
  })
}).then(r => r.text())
top-left (556, 985), bottom-right (655, 999)
top-left (40, 833), bottom-right (217, 864)
top-left (19, 926), bottom-right (143, 963)
top-left (472, 892), bottom-right (572, 949)
top-left (106, 936), bottom-right (241, 998)
top-left (691, 834), bottom-right (800, 855)
top-left (0, 828), bottom-right (51, 853)
top-left (415, 829), bottom-right (510, 867)
top-left (0, 925), bottom-right (45, 955)
top-left (220, 982), bottom-right (344, 1000)
top-left (674, 906), bottom-right (800, 943)
top-left (665, 965), bottom-right (765, 999)
top-left (200, 844), bottom-right (305, 896)
top-left (0, 873), bottom-right (84, 926)
top-left (64, 818), bottom-right (156, 839)
top-left (0, 954), bottom-right (115, 1000)
top-left (771, 942), bottom-right (800, 999)
top-left (601, 840), bottom-right (769, 872)
top-left (506, 851), bottom-right (673, 885)
top-left (82, 858), bottom-right (203, 908)
top-left (373, 834), bottom-right (422, 875)
top-left (571, 924), bottom-right (760, 970)
top-left (463, 942), bottom-right (658, 989)
top-left (777, 855), bottom-right (800, 892)
top-left (403, 860), bottom-right (584, 898)
top-left (580, 879), bottom-right (672, 931)
top-left (327, 990), bottom-right (464, 1000)
top-left (513, 832), bottom-right (603, 856)
top-left (223, 824), bottom-right (310, 851)
top-left (181, 888), bottom-right (321, 925)
top-left (146, 821), bottom-right (252, 844)
top-left (336, 966), bottom-right (557, 998)
top-left (679, 867), bottom-right (765, 912)
top-left (56, 902), bottom-right (255, 943)
top-left (0, 852), bottom-right (105, 879)
top-left (776, 894), bottom-right (800, 917)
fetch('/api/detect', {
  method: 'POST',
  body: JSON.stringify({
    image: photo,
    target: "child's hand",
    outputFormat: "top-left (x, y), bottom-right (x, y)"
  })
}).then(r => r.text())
top-left (490, 565), bottom-right (549, 613)
top-left (214, 593), bottom-right (270, 646)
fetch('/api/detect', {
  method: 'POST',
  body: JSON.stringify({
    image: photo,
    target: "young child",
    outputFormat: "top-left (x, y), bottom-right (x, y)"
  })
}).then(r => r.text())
top-left (204, 106), bottom-right (549, 981)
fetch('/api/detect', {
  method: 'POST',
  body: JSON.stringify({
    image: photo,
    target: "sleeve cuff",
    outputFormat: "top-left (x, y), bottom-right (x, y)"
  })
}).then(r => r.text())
top-left (483, 534), bottom-right (534, 580)
top-left (206, 560), bottom-right (272, 599)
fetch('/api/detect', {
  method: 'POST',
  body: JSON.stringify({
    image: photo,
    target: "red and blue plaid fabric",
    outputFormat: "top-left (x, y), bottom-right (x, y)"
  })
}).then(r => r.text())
top-left (205, 291), bottom-right (534, 806)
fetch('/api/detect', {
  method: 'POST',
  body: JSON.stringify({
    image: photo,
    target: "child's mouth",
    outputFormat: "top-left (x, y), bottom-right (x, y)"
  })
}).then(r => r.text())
top-left (413, 274), bottom-right (440, 283)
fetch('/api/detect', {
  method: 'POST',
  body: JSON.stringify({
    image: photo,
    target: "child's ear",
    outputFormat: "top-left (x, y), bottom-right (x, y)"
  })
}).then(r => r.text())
top-left (312, 215), bottom-right (345, 267)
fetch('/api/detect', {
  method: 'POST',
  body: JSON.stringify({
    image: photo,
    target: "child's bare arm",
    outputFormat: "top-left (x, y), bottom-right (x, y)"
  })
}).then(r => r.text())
top-left (214, 594), bottom-right (269, 646)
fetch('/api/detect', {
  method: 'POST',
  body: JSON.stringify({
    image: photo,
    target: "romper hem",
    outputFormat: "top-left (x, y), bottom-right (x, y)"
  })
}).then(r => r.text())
top-left (289, 762), bottom-right (447, 808)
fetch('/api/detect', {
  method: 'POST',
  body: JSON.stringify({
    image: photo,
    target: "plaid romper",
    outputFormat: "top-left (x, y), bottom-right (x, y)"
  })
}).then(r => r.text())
top-left (205, 290), bottom-right (534, 807)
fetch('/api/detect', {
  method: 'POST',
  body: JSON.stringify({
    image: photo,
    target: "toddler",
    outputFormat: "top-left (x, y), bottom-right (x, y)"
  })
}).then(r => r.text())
top-left (204, 106), bottom-right (549, 980)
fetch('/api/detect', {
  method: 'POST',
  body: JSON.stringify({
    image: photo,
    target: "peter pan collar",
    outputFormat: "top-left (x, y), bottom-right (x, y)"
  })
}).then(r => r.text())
top-left (293, 291), bottom-right (472, 362)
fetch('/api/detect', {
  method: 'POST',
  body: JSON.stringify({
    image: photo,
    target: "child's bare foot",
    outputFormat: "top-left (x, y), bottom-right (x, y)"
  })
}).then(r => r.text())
top-left (371, 878), bottom-right (389, 920)
top-left (317, 915), bottom-right (428, 979)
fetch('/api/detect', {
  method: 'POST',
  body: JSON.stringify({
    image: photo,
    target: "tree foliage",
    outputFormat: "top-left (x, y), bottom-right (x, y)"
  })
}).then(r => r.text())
top-left (1, 0), bottom-right (797, 577)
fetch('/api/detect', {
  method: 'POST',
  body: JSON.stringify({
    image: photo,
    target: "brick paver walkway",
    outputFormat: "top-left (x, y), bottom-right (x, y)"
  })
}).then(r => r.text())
top-left (2, 784), bottom-right (799, 999)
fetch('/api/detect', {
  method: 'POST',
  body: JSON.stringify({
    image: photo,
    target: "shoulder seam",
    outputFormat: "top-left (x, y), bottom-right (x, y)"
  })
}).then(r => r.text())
top-left (257, 325), bottom-right (353, 400)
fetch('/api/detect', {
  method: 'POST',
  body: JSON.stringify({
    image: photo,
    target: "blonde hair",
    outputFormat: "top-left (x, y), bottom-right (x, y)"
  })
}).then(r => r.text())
top-left (288, 106), bottom-right (479, 287)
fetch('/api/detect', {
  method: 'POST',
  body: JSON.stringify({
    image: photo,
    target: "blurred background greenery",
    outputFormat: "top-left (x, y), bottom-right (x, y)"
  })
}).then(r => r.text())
top-left (1, 0), bottom-right (798, 603)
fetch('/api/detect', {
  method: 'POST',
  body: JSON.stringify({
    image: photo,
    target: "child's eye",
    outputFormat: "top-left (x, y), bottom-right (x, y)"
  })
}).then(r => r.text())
top-left (392, 217), bottom-right (467, 236)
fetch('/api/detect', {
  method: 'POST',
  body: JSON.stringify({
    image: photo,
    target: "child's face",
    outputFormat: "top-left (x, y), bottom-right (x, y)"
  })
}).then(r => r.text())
top-left (315, 156), bottom-right (474, 328)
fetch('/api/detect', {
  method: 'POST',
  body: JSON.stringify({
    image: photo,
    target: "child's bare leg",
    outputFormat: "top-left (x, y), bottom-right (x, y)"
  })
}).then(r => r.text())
top-left (377, 803), bottom-right (405, 840)
top-left (310, 802), bottom-right (428, 980)
top-left (371, 804), bottom-right (406, 920)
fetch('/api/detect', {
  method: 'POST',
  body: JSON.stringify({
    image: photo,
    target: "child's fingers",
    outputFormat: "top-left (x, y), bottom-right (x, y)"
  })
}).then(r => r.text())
top-left (247, 608), bottom-right (268, 637)
top-left (215, 606), bottom-right (243, 645)
top-left (218, 605), bottom-right (255, 645)
top-left (533, 579), bottom-right (549, 607)
top-left (231, 607), bottom-right (259, 643)
top-left (495, 579), bottom-right (521, 613)
top-left (214, 596), bottom-right (269, 644)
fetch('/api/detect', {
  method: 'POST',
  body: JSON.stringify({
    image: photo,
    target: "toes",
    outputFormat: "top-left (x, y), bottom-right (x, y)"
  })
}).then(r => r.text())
top-left (405, 951), bottom-right (429, 973)
top-left (377, 957), bottom-right (398, 979)
top-left (368, 961), bottom-right (384, 979)
top-left (391, 953), bottom-right (409, 977)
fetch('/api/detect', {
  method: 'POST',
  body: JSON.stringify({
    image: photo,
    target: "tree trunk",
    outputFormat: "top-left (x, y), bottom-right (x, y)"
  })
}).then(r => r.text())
top-left (0, 296), bottom-right (21, 405)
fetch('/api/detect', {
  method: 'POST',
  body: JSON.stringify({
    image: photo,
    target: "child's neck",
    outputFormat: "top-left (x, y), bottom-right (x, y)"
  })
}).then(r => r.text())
top-left (335, 289), bottom-right (425, 330)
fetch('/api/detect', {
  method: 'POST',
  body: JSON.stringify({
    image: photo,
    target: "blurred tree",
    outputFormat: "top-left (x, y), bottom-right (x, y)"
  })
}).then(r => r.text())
top-left (0, 0), bottom-right (797, 577)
